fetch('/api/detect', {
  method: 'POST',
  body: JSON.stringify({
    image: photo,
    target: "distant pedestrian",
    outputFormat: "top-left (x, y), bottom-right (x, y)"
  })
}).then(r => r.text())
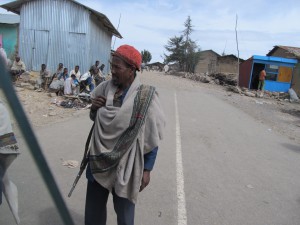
top-left (164, 64), bottom-right (169, 74)
top-left (258, 68), bottom-right (266, 91)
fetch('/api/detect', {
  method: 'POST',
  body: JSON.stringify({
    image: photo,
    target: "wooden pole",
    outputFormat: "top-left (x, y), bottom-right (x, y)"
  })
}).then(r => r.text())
top-left (235, 14), bottom-right (240, 86)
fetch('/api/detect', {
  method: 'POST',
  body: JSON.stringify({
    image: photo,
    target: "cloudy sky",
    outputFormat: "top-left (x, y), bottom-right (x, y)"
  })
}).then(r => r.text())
top-left (1, 0), bottom-right (300, 62)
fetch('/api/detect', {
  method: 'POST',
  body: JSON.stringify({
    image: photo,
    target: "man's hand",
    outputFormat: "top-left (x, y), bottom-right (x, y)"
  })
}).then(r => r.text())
top-left (139, 170), bottom-right (151, 192)
top-left (91, 96), bottom-right (106, 111)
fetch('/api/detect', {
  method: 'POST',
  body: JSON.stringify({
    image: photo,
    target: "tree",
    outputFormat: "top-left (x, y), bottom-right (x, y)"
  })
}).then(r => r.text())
top-left (141, 50), bottom-right (152, 64)
top-left (164, 16), bottom-right (200, 73)
top-left (164, 35), bottom-right (185, 70)
top-left (182, 16), bottom-right (193, 47)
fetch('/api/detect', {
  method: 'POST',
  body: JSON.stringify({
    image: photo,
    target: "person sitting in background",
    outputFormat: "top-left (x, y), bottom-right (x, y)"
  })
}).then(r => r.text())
top-left (10, 56), bottom-right (26, 81)
top-left (64, 74), bottom-right (79, 95)
top-left (90, 60), bottom-right (100, 76)
top-left (49, 67), bottom-right (68, 96)
top-left (58, 68), bottom-right (69, 81)
top-left (50, 63), bottom-right (64, 84)
top-left (94, 67), bottom-right (105, 87)
top-left (37, 64), bottom-right (51, 89)
top-left (79, 71), bottom-right (94, 93)
top-left (100, 63), bottom-right (105, 74)
top-left (69, 65), bottom-right (81, 80)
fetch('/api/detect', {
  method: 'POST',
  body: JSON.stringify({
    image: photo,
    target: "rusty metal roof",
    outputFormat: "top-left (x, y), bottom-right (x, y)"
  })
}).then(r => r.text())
top-left (0, 0), bottom-right (122, 38)
top-left (267, 45), bottom-right (300, 59)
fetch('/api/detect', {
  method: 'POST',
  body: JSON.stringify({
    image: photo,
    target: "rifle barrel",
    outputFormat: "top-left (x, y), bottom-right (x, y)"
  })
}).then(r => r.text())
top-left (68, 172), bottom-right (82, 197)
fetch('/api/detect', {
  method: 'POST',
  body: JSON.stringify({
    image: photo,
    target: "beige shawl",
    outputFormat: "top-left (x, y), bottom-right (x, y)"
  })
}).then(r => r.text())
top-left (90, 75), bottom-right (165, 203)
top-left (0, 100), bottom-right (19, 154)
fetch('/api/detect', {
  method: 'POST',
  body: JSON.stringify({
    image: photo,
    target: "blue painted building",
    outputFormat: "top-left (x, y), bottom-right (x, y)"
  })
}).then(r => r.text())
top-left (0, 14), bottom-right (19, 60)
top-left (239, 55), bottom-right (298, 92)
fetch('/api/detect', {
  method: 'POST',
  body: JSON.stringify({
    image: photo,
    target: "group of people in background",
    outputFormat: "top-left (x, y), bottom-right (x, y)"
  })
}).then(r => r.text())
top-left (42, 60), bottom-right (106, 96)
top-left (8, 55), bottom-right (107, 96)
top-left (10, 56), bottom-right (105, 95)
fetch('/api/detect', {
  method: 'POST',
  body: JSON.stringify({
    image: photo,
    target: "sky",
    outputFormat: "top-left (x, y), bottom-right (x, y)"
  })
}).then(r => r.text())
top-left (1, 0), bottom-right (300, 63)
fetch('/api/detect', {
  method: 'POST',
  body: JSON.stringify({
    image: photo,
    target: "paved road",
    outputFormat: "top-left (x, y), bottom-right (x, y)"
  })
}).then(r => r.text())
top-left (1, 74), bottom-right (300, 225)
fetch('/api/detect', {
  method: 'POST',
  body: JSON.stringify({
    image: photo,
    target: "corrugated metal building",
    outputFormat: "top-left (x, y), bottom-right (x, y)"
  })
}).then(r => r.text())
top-left (0, 14), bottom-right (19, 59)
top-left (239, 55), bottom-right (298, 92)
top-left (0, 0), bottom-right (122, 74)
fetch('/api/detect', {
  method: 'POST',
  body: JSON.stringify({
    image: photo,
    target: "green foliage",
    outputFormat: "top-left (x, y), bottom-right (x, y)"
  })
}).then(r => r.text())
top-left (141, 49), bottom-right (152, 64)
top-left (164, 35), bottom-right (185, 70)
top-left (182, 16), bottom-right (193, 42)
top-left (164, 16), bottom-right (200, 73)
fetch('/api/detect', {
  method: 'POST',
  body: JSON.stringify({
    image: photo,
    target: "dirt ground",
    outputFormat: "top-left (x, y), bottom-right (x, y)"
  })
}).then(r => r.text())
top-left (0, 87), bottom-right (89, 128)
top-left (1, 70), bottom-right (300, 144)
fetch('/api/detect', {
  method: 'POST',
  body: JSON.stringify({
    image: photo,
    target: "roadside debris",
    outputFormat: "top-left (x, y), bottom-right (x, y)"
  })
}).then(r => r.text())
top-left (177, 71), bottom-right (299, 103)
top-left (61, 159), bottom-right (79, 168)
top-left (288, 88), bottom-right (299, 102)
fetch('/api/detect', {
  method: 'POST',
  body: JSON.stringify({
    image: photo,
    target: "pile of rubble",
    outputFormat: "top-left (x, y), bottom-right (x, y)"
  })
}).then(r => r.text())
top-left (14, 71), bottom-right (40, 90)
top-left (48, 96), bottom-right (89, 109)
top-left (182, 72), bottom-right (237, 86)
top-left (226, 85), bottom-right (299, 102)
top-left (175, 71), bottom-right (299, 102)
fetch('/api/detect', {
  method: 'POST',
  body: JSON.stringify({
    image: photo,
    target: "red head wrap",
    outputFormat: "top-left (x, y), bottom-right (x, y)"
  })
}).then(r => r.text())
top-left (113, 45), bottom-right (142, 71)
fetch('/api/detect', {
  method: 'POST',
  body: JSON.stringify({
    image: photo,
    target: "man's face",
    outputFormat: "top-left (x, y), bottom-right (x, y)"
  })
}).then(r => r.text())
top-left (16, 57), bottom-right (20, 62)
top-left (96, 61), bottom-right (99, 67)
top-left (42, 64), bottom-right (46, 70)
top-left (59, 63), bottom-right (63, 69)
top-left (63, 68), bottom-right (68, 74)
top-left (111, 56), bottom-right (134, 88)
top-left (75, 66), bottom-right (79, 72)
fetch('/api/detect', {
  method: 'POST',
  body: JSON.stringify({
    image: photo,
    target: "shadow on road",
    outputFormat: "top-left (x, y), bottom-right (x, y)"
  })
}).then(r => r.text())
top-left (281, 109), bottom-right (300, 118)
top-left (39, 207), bottom-right (83, 225)
top-left (281, 143), bottom-right (300, 153)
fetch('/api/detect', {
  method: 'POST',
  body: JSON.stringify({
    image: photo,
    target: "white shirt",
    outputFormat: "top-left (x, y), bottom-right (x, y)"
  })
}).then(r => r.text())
top-left (69, 70), bottom-right (81, 80)
top-left (79, 72), bottom-right (91, 81)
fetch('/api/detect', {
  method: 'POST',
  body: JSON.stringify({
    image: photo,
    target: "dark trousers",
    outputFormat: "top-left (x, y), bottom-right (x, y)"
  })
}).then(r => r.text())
top-left (0, 154), bottom-right (17, 205)
top-left (85, 180), bottom-right (135, 225)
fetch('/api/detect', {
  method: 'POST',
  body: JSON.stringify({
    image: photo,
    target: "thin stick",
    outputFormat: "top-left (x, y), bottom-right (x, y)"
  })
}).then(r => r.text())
top-left (235, 14), bottom-right (240, 86)
top-left (112, 14), bottom-right (121, 50)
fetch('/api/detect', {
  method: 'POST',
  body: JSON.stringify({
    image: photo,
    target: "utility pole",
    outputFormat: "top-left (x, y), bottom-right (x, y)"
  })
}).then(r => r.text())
top-left (235, 14), bottom-right (240, 86)
top-left (112, 13), bottom-right (121, 50)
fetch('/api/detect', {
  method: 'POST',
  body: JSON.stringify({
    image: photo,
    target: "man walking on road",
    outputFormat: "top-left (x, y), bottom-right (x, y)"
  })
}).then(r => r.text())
top-left (84, 44), bottom-right (165, 225)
